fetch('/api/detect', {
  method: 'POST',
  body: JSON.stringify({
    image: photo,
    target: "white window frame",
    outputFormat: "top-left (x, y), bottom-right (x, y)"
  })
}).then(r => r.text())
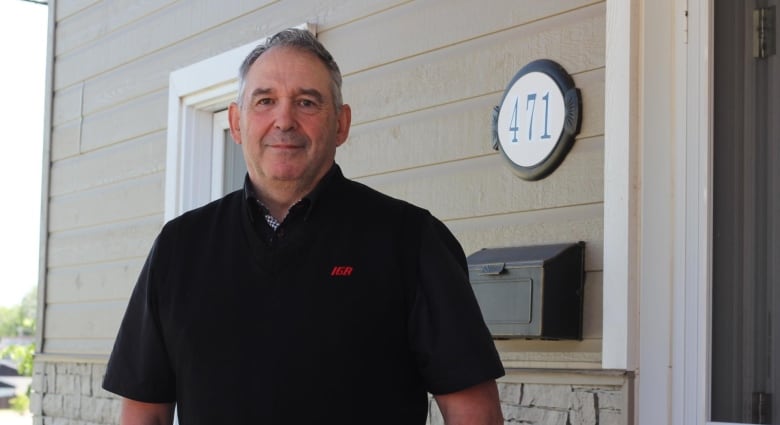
top-left (211, 109), bottom-right (230, 201)
top-left (164, 23), bottom-right (315, 221)
top-left (679, 0), bottom-right (713, 424)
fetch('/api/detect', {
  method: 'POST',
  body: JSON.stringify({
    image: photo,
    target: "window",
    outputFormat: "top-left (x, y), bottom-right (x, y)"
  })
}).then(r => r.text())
top-left (211, 109), bottom-right (246, 198)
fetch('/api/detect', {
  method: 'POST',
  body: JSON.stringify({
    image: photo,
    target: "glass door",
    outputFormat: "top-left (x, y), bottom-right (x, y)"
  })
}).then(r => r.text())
top-left (712, 0), bottom-right (779, 423)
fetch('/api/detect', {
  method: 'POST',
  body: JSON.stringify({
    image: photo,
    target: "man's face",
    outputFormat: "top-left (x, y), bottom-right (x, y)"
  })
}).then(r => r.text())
top-left (229, 46), bottom-right (351, 193)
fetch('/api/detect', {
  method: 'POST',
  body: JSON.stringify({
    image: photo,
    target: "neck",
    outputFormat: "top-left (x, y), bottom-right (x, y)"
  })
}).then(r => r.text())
top-left (249, 164), bottom-right (334, 221)
top-left (253, 185), bottom-right (299, 221)
top-left (251, 176), bottom-right (319, 221)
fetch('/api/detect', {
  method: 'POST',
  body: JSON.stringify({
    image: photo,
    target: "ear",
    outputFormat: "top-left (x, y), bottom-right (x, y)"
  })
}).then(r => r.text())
top-left (228, 102), bottom-right (243, 145)
top-left (335, 104), bottom-right (352, 147)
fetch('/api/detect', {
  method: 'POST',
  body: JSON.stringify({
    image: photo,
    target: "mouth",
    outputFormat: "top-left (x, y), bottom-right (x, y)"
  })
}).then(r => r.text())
top-left (265, 133), bottom-right (307, 150)
top-left (268, 143), bottom-right (303, 150)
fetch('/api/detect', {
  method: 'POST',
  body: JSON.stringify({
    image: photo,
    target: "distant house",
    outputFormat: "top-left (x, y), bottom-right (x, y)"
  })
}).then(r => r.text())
top-left (0, 381), bottom-right (13, 409)
top-left (0, 360), bottom-right (30, 409)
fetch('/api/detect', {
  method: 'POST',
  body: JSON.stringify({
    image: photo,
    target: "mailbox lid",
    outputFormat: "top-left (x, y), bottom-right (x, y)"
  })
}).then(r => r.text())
top-left (466, 242), bottom-right (582, 271)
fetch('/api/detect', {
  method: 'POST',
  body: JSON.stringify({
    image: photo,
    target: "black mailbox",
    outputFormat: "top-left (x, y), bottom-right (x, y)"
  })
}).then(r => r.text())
top-left (467, 242), bottom-right (585, 340)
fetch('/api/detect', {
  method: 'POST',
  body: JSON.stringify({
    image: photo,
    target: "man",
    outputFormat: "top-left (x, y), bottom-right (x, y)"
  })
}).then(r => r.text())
top-left (103, 28), bottom-right (505, 425)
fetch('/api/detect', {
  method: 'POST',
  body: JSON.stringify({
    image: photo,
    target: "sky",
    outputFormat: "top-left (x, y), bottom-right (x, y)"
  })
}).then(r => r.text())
top-left (0, 0), bottom-right (48, 307)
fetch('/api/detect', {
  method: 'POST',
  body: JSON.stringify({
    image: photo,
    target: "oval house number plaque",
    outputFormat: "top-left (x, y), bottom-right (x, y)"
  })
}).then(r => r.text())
top-left (491, 59), bottom-right (582, 181)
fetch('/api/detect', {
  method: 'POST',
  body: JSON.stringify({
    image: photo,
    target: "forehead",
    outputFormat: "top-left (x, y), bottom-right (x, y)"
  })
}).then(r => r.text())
top-left (246, 46), bottom-right (332, 89)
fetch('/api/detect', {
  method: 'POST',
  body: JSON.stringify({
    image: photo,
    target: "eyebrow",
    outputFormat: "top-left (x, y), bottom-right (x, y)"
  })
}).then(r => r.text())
top-left (249, 87), bottom-right (326, 104)
top-left (298, 88), bottom-right (325, 104)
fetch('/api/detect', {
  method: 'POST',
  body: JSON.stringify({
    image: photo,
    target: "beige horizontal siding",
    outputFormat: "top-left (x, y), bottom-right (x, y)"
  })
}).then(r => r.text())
top-left (41, 338), bottom-right (116, 356)
top-left (50, 120), bottom-right (81, 162)
top-left (447, 203), bottom-right (603, 270)
top-left (80, 90), bottom-right (167, 153)
top-left (55, 0), bottom-right (178, 56)
top-left (48, 173), bottom-right (164, 232)
top-left (342, 4), bottom-right (604, 127)
top-left (72, 0), bottom-right (412, 117)
top-left (53, 0), bottom-right (407, 93)
top-left (341, 68), bottom-right (604, 178)
top-left (47, 260), bottom-right (144, 304)
top-left (354, 136), bottom-right (603, 219)
top-left (43, 303), bottom-right (125, 355)
top-left (55, 0), bottom-right (99, 22)
top-left (47, 217), bottom-right (161, 269)
top-left (49, 131), bottom-right (166, 197)
top-left (51, 83), bottom-right (82, 126)
top-left (43, 0), bottom-right (607, 361)
top-left (327, 0), bottom-right (602, 76)
top-left (45, 302), bottom-right (128, 340)
top-left (54, 0), bottom-right (276, 89)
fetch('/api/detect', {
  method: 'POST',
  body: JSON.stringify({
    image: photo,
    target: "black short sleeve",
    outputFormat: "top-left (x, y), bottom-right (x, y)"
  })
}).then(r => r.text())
top-left (408, 213), bottom-right (505, 394)
top-left (102, 228), bottom-right (177, 403)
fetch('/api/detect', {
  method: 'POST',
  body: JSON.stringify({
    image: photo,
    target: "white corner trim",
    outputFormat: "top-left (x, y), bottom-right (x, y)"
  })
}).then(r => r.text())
top-left (602, 0), bottom-right (639, 371)
top-left (164, 23), bottom-right (316, 221)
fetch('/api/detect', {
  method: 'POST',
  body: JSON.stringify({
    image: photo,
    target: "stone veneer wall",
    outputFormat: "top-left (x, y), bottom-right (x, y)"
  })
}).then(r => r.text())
top-left (428, 381), bottom-right (625, 425)
top-left (31, 361), bottom-right (119, 425)
top-left (32, 360), bottom-right (626, 425)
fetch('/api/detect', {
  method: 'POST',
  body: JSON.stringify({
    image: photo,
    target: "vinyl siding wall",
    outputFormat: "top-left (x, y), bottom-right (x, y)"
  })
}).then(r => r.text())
top-left (38, 0), bottom-right (617, 423)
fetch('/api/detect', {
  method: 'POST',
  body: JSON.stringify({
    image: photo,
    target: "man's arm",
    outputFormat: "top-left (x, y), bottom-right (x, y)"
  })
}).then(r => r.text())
top-left (433, 380), bottom-right (504, 425)
top-left (120, 398), bottom-right (175, 425)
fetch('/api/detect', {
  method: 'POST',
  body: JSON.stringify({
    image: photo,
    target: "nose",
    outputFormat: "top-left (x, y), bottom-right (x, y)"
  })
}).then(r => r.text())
top-left (274, 100), bottom-right (296, 131)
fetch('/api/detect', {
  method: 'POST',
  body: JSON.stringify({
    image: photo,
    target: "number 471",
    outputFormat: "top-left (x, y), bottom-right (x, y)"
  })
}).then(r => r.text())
top-left (508, 92), bottom-right (552, 143)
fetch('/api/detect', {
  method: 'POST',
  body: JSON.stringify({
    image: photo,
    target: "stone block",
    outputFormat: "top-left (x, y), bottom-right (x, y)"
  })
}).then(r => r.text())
top-left (599, 409), bottom-right (623, 425)
top-left (92, 366), bottom-right (112, 398)
top-left (55, 374), bottom-right (81, 395)
top-left (498, 382), bottom-right (523, 404)
top-left (30, 392), bottom-right (44, 415)
top-left (594, 388), bottom-right (623, 411)
top-left (504, 405), bottom-right (568, 425)
top-left (569, 390), bottom-right (597, 425)
top-left (80, 395), bottom-right (121, 424)
top-left (45, 364), bottom-right (57, 394)
top-left (32, 370), bottom-right (45, 393)
top-left (500, 403), bottom-right (524, 419)
top-left (522, 384), bottom-right (572, 409)
top-left (48, 417), bottom-right (72, 425)
top-left (63, 395), bottom-right (81, 419)
top-left (58, 363), bottom-right (90, 377)
top-left (569, 393), bottom-right (599, 425)
top-left (42, 393), bottom-right (64, 417)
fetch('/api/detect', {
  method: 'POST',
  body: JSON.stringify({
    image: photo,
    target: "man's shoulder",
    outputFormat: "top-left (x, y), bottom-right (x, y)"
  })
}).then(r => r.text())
top-left (334, 175), bottom-right (425, 213)
top-left (323, 175), bottom-right (442, 240)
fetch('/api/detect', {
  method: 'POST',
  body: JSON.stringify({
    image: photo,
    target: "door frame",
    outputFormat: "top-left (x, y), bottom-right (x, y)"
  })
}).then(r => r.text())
top-left (604, 0), bottom-right (713, 424)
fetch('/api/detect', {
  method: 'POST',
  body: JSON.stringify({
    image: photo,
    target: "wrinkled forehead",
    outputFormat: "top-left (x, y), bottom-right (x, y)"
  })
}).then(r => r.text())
top-left (244, 46), bottom-right (335, 97)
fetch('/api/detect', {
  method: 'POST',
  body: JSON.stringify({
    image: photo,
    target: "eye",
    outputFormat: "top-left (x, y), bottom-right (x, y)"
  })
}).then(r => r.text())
top-left (256, 98), bottom-right (274, 106)
top-left (297, 99), bottom-right (317, 108)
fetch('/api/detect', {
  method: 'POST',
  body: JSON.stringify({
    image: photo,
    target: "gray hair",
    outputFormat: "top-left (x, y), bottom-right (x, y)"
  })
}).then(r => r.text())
top-left (236, 28), bottom-right (343, 109)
